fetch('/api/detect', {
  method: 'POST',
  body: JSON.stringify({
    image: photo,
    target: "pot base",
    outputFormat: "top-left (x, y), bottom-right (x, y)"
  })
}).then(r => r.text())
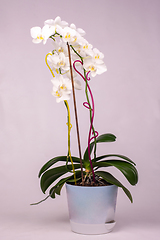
top-left (70, 220), bottom-right (116, 235)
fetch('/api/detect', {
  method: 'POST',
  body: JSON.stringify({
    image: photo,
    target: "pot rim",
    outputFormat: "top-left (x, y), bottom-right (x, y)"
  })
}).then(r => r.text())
top-left (66, 182), bottom-right (117, 189)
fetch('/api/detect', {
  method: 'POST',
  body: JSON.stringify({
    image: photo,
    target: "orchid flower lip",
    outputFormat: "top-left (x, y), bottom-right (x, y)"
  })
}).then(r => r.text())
top-left (51, 75), bottom-right (72, 102)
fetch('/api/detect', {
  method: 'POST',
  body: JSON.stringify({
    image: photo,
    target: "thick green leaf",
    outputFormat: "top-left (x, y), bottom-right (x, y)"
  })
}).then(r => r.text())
top-left (49, 171), bottom-right (83, 198)
top-left (39, 156), bottom-right (80, 177)
top-left (39, 156), bottom-right (66, 178)
top-left (49, 175), bottom-right (73, 198)
top-left (83, 142), bottom-right (95, 164)
top-left (93, 160), bottom-right (138, 185)
top-left (95, 170), bottom-right (133, 203)
top-left (55, 184), bottom-right (64, 195)
top-left (83, 133), bottom-right (116, 167)
top-left (50, 184), bottom-right (65, 198)
top-left (40, 164), bottom-right (81, 193)
top-left (93, 154), bottom-right (136, 165)
top-left (96, 133), bottom-right (116, 143)
top-left (49, 188), bottom-right (56, 199)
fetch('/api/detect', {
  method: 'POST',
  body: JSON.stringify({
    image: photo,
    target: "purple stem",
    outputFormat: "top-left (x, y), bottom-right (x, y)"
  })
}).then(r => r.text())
top-left (73, 60), bottom-right (99, 182)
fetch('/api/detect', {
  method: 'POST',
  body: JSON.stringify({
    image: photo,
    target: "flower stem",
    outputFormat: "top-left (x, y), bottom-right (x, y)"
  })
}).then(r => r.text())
top-left (84, 70), bottom-right (97, 161)
top-left (45, 52), bottom-right (77, 184)
top-left (67, 43), bottom-right (84, 185)
top-left (69, 46), bottom-right (97, 162)
top-left (45, 53), bottom-right (55, 77)
top-left (64, 100), bottom-right (77, 185)
top-left (70, 45), bottom-right (83, 63)
top-left (83, 73), bottom-right (96, 182)
top-left (72, 60), bottom-right (96, 182)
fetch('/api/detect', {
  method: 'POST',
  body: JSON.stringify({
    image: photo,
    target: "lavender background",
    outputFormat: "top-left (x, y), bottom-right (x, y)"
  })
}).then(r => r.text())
top-left (1, 0), bottom-right (160, 239)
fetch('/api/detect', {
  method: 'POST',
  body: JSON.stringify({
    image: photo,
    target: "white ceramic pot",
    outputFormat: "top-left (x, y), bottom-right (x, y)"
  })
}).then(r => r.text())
top-left (66, 183), bottom-right (118, 235)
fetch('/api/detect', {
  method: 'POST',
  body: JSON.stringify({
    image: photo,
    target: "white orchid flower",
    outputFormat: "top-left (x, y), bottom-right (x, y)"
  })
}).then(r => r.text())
top-left (47, 52), bottom-right (60, 70)
top-left (51, 75), bottom-right (72, 103)
top-left (62, 27), bottom-right (79, 44)
top-left (74, 38), bottom-right (93, 57)
top-left (65, 71), bottom-right (82, 90)
top-left (30, 25), bottom-right (52, 44)
top-left (63, 24), bottom-right (85, 50)
top-left (92, 48), bottom-right (105, 64)
top-left (54, 16), bottom-right (68, 28)
top-left (73, 79), bottom-right (82, 90)
top-left (48, 52), bottom-right (70, 72)
top-left (44, 16), bottom-right (68, 35)
top-left (70, 23), bottom-right (85, 36)
top-left (52, 39), bottom-right (68, 56)
top-left (83, 58), bottom-right (107, 77)
top-left (82, 41), bottom-right (93, 56)
top-left (57, 52), bottom-right (70, 71)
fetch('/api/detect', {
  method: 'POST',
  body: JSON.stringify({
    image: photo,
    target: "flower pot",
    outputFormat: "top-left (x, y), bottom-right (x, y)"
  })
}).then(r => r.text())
top-left (66, 183), bottom-right (118, 235)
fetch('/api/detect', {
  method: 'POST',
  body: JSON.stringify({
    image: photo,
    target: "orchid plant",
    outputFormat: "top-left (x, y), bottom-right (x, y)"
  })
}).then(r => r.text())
top-left (30, 16), bottom-right (138, 205)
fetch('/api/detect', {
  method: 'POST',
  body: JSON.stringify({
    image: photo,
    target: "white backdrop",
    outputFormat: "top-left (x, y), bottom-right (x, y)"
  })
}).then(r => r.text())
top-left (0, 0), bottom-right (160, 239)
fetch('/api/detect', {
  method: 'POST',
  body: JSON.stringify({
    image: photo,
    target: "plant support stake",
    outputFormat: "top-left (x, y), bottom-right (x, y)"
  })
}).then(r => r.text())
top-left (67, 42), bottom-right (84, 185)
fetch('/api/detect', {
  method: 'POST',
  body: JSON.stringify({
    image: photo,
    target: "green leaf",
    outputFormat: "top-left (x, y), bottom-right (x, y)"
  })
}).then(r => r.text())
top-left (83, 133), bottom-right (116, 168)
top-left (83, 142), bottom-right (95, 164)
top-left (38, 156), bottom-right (80, 177)
top-left (40, 164), bottom-right (81, 193)
top-left (93, 160), bottom-right (138, 185)
top-left (96, 133), bottom-right (116, 143)
top-left (95, 171), bottom-right (133, 203)
top-left (49, 188), bottom-right (56, 199)
top-left (49, 171), bottom-right (83, 198)
top-left (55, 184), bottom-right (64, 195)
top-left (49, 175), bottom-right (73, 198)
top-left (93, 154), bottom-right (136, 165)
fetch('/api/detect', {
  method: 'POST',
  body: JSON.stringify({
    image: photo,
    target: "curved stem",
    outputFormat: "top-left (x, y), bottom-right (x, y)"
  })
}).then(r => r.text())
top-left (64, 101), bottom-right (77, 185)
top-left (69, 46), bottom-right (98, 161)
top-left (84, 70), bottom-right (97, 161)
top-left (45, 53), bottom-right (55, 78)
top-left (73, 60), bottom-right (98, 182)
